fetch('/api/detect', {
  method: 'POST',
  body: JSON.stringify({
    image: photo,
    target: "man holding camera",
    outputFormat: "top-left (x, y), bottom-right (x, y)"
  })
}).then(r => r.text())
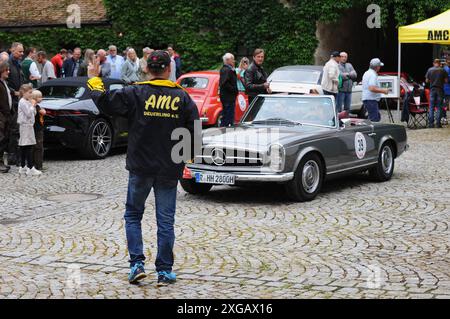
top-left (88, 50), bottom-right (199, 285)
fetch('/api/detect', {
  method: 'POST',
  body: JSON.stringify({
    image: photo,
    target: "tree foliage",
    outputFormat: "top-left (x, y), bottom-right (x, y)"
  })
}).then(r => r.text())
top-left (0, 0), bottom-right (448, 72)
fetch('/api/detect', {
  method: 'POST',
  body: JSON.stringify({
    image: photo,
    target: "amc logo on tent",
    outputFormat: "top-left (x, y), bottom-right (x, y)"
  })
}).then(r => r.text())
top-left (428, 30), bottom-right (450, 41)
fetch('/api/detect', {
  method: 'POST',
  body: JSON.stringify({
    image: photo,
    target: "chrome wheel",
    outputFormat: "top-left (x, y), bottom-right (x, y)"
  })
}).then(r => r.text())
top-left (302, 160), bottom-right (320, 194)
top-left (215, 112), bottom-right (223, 127)
top-left (91, 120), bottom-right (112, 157)
top-left (381, 145), bottom-right (393, 174)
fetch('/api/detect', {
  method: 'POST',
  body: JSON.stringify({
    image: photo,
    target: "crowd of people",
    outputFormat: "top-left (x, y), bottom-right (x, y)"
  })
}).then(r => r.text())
top-left (319, 51), bottom-right (450, 125)
top-left (0, 42), bottom-right (183, 174)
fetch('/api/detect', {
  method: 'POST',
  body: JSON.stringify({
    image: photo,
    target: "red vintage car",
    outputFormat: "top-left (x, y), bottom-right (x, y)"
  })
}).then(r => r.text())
top-left (177, 71), bottom-right (249, 126)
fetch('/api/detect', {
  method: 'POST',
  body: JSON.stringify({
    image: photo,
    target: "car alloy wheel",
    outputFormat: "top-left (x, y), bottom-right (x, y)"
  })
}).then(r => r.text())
top-left (302, 160), bottom-right (320, 194)
top-left (90, 119), bottom-right (112, 158)
top-left (215, 112), bottom-right (223, 127)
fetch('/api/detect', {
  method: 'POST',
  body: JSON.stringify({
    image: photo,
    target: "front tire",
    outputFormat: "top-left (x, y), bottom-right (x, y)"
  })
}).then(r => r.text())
top-left (180, 179), bottom-right (213, 195)
top-left (215, 111), bottom-right (223, 127)
top-left (369, 142), bottom-right (395, 182)
top-left (285, 153), bottom-right (324, 202)
top-left (81, 118), bottom-right (113, 159)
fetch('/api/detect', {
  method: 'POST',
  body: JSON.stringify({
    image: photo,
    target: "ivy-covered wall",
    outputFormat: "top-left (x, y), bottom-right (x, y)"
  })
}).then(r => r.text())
top-left (0, 0), bottom-right (449, 72)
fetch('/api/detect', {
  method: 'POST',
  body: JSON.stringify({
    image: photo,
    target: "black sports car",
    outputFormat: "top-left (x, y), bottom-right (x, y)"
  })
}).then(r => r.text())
top-left (39, 77), bottom-right (128, 159)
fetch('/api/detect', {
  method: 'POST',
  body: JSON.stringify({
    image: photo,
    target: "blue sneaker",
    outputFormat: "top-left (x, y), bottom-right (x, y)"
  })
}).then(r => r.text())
top-left (128, 262), bottom-right (146, 284)
top-left (157, 271), bottom-right (176, 286)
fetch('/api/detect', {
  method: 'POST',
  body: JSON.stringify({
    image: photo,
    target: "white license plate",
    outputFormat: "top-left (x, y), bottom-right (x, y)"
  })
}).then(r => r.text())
top-left (195, 172), bottom-right (235, 185)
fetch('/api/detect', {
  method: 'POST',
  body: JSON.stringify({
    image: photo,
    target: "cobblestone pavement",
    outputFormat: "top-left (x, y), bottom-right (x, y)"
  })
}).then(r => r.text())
top-left (1, 118), bottom-right (450, 299)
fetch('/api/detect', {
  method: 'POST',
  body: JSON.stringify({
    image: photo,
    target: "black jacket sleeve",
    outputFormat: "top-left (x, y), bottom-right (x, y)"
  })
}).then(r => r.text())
top-left (77, 63), bottom-right (87, 77)
top-left (0, 84), bottom-right (10, 116)
top-left (182, 93), bottom-right (201, 160)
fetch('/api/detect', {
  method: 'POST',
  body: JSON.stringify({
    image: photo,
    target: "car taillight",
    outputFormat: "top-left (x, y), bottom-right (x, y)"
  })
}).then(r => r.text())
top-left (59, 110), bottom-right (85, 115)
top-left (45, 109), bottom-right (57, 116)
top-left (183, 167), bottom-right (193, 179)
top-left (44, 110), bottom-right (85, 116)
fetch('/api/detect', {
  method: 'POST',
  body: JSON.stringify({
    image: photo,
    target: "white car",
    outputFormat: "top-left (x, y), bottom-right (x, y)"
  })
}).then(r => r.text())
top-left (268, 65), bottom-right (364, 114)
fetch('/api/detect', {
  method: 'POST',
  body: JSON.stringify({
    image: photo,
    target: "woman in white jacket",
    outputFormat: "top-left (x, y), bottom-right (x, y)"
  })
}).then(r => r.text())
top-left (121, 48), bottom-right (141, 84)
top-left (17, 84), bottom-right (41, 176)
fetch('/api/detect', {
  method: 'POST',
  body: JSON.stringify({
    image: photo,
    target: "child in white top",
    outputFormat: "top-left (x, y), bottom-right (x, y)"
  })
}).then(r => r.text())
top-left (17, 84), bottom-right (42, 176)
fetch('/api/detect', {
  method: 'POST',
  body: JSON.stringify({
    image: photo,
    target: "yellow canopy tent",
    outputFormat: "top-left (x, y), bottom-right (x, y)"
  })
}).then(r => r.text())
top-left (396, 9), bottom-right (450, 119)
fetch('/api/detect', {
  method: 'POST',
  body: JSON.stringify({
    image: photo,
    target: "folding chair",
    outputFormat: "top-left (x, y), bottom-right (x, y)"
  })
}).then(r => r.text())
top-left (407, 95), bottom-right (428, 129)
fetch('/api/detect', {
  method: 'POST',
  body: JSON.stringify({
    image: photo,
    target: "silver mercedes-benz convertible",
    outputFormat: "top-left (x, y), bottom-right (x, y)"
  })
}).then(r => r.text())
top-left (181, 95), bottom-right (408, 202)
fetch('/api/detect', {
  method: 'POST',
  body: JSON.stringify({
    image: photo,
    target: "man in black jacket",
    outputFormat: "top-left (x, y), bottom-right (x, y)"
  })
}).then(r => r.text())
top-left (244, 48), bottom-right (271, 105)
top-left (6, 42), bottom-right (25, 166)
top-left (219, 53), bottom-right (238, 127)
top-left (88, 50), bottom-right (200, 286)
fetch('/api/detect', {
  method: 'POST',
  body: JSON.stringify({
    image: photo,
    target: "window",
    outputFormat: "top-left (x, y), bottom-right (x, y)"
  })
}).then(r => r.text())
top-left (269, 69), bottom-right (322, 84)
top-left (40, 86), bottom-right (86, 99)
top-left (180, 77), bottom-right (209, 89)
top-left (243, 96), bottom-right (336, 128)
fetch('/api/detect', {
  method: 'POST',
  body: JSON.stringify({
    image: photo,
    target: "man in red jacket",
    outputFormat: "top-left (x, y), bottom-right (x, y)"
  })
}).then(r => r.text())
top-left (51, 49), bottom-right (67, 78)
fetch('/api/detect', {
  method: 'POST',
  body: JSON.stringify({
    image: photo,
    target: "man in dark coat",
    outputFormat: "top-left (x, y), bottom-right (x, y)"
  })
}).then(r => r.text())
top-left (6, 42), bottom-right (25, 165)
top-left (244, 48), bottom-right (271, 105)
top-left (219, 53), bottom-right (238, 127)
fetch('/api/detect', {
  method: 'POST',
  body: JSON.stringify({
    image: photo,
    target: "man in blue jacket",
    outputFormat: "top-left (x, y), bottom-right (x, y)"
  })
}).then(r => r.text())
top-left (62, 47), bottom-right (82, 77)
top-left (88, 50), bottom-right (200, 285)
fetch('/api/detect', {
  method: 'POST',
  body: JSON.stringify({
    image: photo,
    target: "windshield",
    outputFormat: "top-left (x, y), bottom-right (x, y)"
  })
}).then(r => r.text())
top-left (243, 96), bottom-right (336, 128)
top-left (40, 86), bottom-right (86, 99)
top-left (269, 69), bottom-right (321, 84)
top-left (180, 77), bottom-right (209, 89)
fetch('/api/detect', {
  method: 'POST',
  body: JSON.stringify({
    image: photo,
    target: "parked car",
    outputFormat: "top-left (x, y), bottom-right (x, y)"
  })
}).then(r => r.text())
top-left (267, 65), bottom-right (363, 114)
top-left (177, 71), bottom-right (249, 126)
top-left (39, 77), bottom-right (128, 159)
top-left (181, 94), bottom-right (408, 202)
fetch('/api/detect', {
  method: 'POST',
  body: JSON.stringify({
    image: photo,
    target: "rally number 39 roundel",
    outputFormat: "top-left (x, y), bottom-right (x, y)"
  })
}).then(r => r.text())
top-left (238, 94), bottom-right (247, 112)
top-left (354, 132), bottom-right (367, 159)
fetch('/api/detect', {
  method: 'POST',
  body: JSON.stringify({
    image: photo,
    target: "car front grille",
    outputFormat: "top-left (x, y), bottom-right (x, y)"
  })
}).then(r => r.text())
top-left (195, 147), bottom-right (264, 167)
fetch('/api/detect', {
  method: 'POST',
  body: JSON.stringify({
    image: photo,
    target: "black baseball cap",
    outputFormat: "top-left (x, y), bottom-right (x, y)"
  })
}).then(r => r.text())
top-left (331, 51), bottom-right (341, 57)
top-left (147, 50), bottom-right (171, 70)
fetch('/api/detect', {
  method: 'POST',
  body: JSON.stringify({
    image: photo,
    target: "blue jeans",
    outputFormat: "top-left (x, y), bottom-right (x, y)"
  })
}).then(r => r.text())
top-left (429, 88), bottom-right (443, 126)
top-left (337, 92), bottom-right (352, 113)
top-left (220, 98), bottom-right (235, 127)
top-left (363, 100), bottom-right (381, 122)
top-left (124, 172), bottom-right (178, 272)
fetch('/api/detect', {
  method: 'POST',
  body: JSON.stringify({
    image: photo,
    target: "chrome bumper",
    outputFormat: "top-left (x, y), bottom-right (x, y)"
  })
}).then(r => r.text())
top-left (189, 169), bottom-right (294, 183)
